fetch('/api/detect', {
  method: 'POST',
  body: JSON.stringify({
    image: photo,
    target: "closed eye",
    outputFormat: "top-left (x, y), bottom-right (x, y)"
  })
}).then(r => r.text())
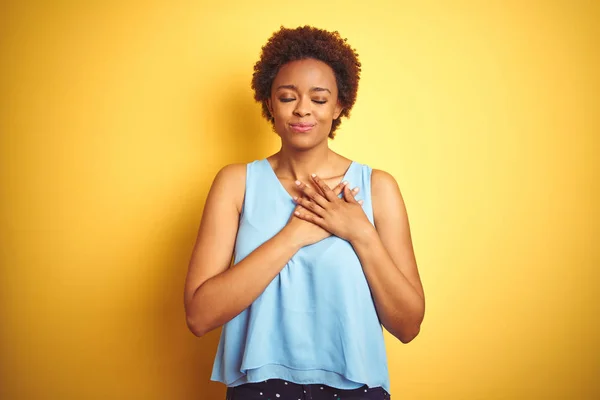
top-left (278, 98), bottom-right (327, 104)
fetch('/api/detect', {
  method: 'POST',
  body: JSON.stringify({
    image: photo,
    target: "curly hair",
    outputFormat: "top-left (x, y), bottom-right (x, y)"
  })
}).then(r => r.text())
top-left (251, 26), bottom-right (361, 139)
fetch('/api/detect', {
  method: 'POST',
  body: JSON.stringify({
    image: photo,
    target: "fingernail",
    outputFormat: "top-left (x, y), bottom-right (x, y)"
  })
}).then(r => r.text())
top-left (295, 180), bottom-right (301, 186)
top-left (294, 211), bottom-right (300, 216)
top-left (353, 187), bottom-right (359, 192)
top-left (342, 181), bottom-right (348, 186)
top-left (311, 173), bottom-right (316, 177)
top-left (293, 196), bottom-right (298, 201)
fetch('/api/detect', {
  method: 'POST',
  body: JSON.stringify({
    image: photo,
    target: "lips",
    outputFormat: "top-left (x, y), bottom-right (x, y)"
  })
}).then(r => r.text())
top-left (290, 123), bottom-right (315, 133)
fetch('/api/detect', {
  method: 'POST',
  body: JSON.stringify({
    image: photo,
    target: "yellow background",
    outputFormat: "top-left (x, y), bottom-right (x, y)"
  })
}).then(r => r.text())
top-left (1, 1), bottom-right (598, 399)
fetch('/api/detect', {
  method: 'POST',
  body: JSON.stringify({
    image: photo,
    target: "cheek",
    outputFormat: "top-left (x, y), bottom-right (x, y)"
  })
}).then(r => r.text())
top-left (272, 103), bottom-right (291, 119)
top-left (317, 105), bottom-right (337, 121)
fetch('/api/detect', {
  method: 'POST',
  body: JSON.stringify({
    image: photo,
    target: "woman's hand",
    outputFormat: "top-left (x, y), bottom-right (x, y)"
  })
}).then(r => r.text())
top-left (293, 175), bottom-right (374, 243)
top-left (282, 181), bottom-right (362, 248)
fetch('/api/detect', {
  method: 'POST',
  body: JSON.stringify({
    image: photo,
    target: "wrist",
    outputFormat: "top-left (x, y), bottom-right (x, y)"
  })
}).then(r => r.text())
top-left (278, 225), bottom-right (305, 251)
top-left (348, 223), bottom-right (378, 247)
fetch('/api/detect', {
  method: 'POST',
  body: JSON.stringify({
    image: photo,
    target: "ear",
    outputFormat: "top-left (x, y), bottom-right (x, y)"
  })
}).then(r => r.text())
top-left (333, 101), bottom-right (343, 120)
top-left (266, 99), bottom-right (274, 118)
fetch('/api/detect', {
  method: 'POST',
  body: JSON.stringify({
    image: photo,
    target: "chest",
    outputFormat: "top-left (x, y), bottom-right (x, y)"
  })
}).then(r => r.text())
top-left (277, 175), bottom-right (346, 200)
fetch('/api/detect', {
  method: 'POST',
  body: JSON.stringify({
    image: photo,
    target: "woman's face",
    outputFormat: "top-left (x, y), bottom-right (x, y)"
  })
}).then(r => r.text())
top-left (267, 58), bottom-right (343, 150)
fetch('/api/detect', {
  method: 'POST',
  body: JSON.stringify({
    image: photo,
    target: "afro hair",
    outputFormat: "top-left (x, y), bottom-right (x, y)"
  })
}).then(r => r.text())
top-left (251, 26), bottom-right (361, 139)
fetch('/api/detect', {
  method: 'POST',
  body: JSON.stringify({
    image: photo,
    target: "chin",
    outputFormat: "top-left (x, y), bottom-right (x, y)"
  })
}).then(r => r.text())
top-left (282, 133), bottom-right (328, 151)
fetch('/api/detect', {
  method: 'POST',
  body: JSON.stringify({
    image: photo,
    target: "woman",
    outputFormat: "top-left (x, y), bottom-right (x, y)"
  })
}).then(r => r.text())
top-left (184, 26), bottom-right (425, 400)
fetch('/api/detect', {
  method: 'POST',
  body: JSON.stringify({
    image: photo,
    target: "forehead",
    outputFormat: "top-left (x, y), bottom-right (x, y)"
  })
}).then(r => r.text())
top-left (273, 58), bottom-right (337, 91)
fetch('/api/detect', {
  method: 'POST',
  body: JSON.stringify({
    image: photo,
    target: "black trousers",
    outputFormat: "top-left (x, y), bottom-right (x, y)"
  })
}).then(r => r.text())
top-left (226, 379), bottom-right (391, 400)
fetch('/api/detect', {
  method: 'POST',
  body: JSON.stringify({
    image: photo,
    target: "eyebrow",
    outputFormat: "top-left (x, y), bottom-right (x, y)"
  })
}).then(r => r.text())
top-left (276, 84), bottom-right (331, 94)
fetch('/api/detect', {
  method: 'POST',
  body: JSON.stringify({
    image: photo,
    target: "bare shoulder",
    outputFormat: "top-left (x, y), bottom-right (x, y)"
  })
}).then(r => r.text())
top-left (370, 168), bottom-right (408, 223)
top-left (210, 163), bottom-right (247, 213)
top-left (371, 169), bottom-right (403, 199)
top-left (215, 163), bottom-right (247, 180)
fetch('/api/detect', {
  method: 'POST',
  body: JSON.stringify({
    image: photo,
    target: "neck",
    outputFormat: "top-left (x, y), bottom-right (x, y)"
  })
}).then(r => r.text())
top-left (275, 144), bottom-right (333, 181)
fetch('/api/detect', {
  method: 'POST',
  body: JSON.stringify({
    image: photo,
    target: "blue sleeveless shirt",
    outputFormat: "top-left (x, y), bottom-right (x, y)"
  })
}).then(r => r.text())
top-left (210, 159), bottom-right (390, 393)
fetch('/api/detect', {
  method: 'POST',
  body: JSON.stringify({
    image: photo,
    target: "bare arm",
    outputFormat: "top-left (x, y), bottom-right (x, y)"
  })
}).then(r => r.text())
top-left (350, 169), bottom-right (425, 343)
top-left (291, 171), bottom-right (425, 343)
top-left (184, 164), bottom-right (300, 337)
top-left (184, 164), bottom-right (343, 337)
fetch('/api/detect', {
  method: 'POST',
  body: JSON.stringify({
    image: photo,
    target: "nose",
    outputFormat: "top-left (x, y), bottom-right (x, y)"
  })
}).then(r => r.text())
top-left (293, 96), bottom-right (311, 117)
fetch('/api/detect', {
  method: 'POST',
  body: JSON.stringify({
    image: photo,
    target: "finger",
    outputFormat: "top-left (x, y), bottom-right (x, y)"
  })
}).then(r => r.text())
top-left (310, 174), bottom-right (338, 202)
top-left (332, 180), bottom-right (349, 196)
top-left (341, 185), bottom-right (360, 200)
top-left (294, 204), bottom-right (308, 213)
top-left (295, 180), bottom-right (330, 209)
top-left (343, 184), bottom-right (359, 204)
top-left (293, 195), bottom-right (326, 217)
top-left (306, 182), bottom-right (325, 197)
top-left (303, 183), bottom-right (326, 198)
top-left (294, 204), bottom-right (322, 218)
top-left (294, 208), bottom-right (326, 227)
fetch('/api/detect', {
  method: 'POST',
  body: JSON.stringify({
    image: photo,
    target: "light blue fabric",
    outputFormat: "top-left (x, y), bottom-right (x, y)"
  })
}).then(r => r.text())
top-left (210, 159), bottom-right (390, 393)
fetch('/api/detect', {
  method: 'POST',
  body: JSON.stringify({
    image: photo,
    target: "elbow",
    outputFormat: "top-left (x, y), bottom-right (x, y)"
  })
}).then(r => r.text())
top-left (185, 285), bottom-right (210, 337)
top-left (185, 296), bottom-right (211, 338)
top-left (186, 314), bottom-right (209, 338)
top-left (387, 316), bottom-right (422, 344)
top-left (397, 323), bottom-right (421, 344)
top-left (397, 299), bottom-right (425, 343)
top-left (384, 308), bottom-right (424, 344)
top-left (186, 314), bottom-right (204, 337)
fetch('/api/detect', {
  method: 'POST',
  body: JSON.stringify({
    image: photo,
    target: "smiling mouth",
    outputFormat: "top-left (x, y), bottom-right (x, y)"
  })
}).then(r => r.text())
top-left (290, 123), bottom-right (315, 133)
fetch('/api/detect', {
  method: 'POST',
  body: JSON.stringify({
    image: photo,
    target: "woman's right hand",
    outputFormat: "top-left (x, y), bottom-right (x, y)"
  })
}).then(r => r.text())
top-left (282, 182), bottom-right (362, 248)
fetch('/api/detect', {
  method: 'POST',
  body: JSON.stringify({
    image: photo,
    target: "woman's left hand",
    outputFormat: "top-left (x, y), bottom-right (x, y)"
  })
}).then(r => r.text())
top-left (293, 175), bottom-right (375, 243)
